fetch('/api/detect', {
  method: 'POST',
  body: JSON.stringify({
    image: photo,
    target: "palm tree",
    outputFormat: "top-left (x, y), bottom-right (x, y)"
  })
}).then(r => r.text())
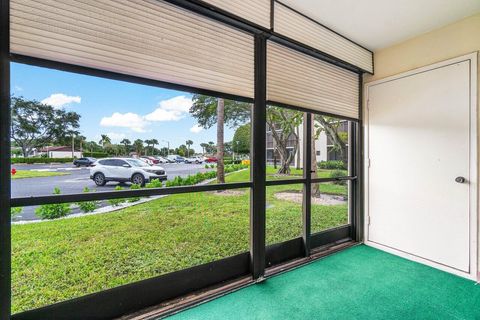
top-left (144, 139), bottom-right (153, 155)
top-left (77, 135), bottom-right (86, 154)
top-left (185, 139), bottom-right (193, 157)
top-left (98, 134), bottom-right (111, 150)
top-left (120, 138), bottom-right (131, 155)
top-left (151, 139), bottom-right (159, 155)
top-left (216, 98), bottom-right (225, 183)
top-left (133, 139), bottom-right (144, 155)
top-left (208, 141), bottom-right (215, 154)
top-left (200, 143), bottom-right (208, 155)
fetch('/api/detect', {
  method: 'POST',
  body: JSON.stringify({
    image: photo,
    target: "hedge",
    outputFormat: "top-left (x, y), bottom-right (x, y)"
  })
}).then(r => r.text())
top-left (11, 158), bottom-right (74, 164)
top-left (317, 160), bottom-right (347, 170)
top-left (83, 152), bottom-right (108, 158)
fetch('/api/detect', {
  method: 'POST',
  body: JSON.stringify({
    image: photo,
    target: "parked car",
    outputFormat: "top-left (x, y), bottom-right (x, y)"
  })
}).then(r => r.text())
top-left (185, 156), bottom-right (204, 164)
top-left (73, 157), bottom-right (96, 167)
top-left (167, 155), bottom-right (185, 163)
top-left (154, 156), bottom-right (170, 163)
top-left (141, 156), bottom-right (159, 164)
top-left (90, 158), bottom-right (167, 187)
top-left (204, 156), bottom-right (218, 163)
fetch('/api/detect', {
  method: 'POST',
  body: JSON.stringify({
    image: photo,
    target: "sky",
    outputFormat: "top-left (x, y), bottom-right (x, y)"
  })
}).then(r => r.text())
top-left (11, 63), bottom-right (239, 153)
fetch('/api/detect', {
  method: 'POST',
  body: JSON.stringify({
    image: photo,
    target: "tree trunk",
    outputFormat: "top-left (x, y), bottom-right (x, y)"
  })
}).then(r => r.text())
top-left (216, 98), bottom-right (225, 183)
top-left (295, 126), bottom-right (301, 170)
top-left (22, 146), bottom-right (28, 158)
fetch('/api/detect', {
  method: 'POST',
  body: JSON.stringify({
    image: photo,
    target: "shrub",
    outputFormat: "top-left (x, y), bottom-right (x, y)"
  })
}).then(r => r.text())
top-left (11, 157), bottom-right (74, 164)
top-left (318, 160), bottom-right (347, 170)
top-left (36, 187), bottom-right (71, 219)
top-left (83, 151), bottom-right (108, 158)
top-left (127, 184), bottom-right (141, 203)
top-left (329, 170), bottom-right (347, 185)
top-left (108, 186), bottom-right (125, 207)
top-left (205, 164), bottom-right (209, 169)
top-left (76, 187), bottom-right (99, 213)
top-left (11, 207), bottom-right (22, 217)
top-left (145, 179), bottom-right (163, 189)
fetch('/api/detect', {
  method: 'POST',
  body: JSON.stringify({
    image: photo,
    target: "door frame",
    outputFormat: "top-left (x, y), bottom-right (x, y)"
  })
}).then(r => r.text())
top-left (363, 52), bottom-right (478, 281)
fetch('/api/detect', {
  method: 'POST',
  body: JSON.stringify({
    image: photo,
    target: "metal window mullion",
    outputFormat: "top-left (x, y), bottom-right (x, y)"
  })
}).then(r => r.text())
top-left (354, 73), bottom-right (364, 242)
top-left (250, 33), bottom-right (267, 280)
top-left (0, 0), bottom-right (11, 318)
top-left (302, 113), bottom-right (312, 256)
top-left (10, 182), bottom-right (253, 207)
top-left (348, 121), bottom-right (356, 239)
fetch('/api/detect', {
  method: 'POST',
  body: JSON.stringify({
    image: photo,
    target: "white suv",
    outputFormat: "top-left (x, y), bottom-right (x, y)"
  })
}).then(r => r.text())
top-left (90, 158), bottom-right (167, 187)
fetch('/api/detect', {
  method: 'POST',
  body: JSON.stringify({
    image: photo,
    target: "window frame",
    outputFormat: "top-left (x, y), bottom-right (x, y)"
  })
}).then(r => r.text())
top-left (0, 1), bottom-right (365, 319)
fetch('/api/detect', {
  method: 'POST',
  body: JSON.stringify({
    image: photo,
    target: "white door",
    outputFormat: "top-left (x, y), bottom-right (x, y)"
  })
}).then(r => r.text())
top-left (365, 55), bottom-right (477, 278)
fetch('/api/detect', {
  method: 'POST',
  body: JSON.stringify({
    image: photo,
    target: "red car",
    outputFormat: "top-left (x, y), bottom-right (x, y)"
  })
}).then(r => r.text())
top-left (140, 156), bottom-right (159, 164)
top-left (204, 157), bottom-right (218, 163)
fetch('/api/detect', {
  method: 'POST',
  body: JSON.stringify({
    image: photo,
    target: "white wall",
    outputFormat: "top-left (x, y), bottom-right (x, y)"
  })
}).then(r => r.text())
top-left (49, 151), bottom-right (82, 158)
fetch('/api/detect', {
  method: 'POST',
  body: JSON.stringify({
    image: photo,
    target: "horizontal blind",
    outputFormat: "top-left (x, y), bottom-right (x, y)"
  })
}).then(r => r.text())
top-left (267, 41), bottom-right (359, 119)
top-left (201, 0), bottom-right (271, 29)
top-left (274, 2), bottom-right (373, 73)
top-left (10, 0), bottom-right (255, 98)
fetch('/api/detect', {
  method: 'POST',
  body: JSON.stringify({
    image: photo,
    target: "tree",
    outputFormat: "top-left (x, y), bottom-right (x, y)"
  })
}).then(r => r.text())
top-left (98, 134), bottom-right (111, 150)
top-left (311, 116), bottom-right (349, 195)
top-left (120, 138), bottom-right (131, 155)
top-left (190, 95), bottom-right (251, 183)
top-left (144, 139), bottom-right (153, 155)
top-left (185, 140), bottom-right (193, 157)
top-left (232, 123), bottom-right (251, 155)
top-left (200, 143), bottom-right (209, 155)
top-left (216, 98), bottom-right (225, 182)
top-left (133, 139), bottom-right (144, 155)
top-left (11, 96), bottom-right (81, 157)
top-left (207, 141), bottom-right (216, 154)
top-left (77, 135), bottom-right (86, 154)
top-left (150, 139), bottom-right (159, 156)
top-left (266, 107), bottom-right (303, 174)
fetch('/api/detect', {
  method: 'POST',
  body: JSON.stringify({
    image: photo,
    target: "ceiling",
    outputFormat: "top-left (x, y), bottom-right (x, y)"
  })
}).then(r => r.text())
top-left (280, 0), bottom-right (480, 51)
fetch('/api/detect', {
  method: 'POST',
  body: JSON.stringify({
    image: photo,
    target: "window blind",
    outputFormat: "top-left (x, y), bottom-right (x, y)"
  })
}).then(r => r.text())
top-left (267, 41), bottom-right (359, 119)
top-left (10, 0), bottom-right (255, 98)
top-left (273, 1), bottom-right (373, 73)
top-left (201, 0), bottom-right (271, 29)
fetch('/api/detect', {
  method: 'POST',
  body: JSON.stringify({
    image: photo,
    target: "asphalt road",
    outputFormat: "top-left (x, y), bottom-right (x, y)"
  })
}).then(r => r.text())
top-left (12, 163), bottom-right (214, 221)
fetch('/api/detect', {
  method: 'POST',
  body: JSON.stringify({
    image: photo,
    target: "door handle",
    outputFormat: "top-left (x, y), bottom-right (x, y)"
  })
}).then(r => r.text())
top-left (455, 176), bottom-right (466, 184)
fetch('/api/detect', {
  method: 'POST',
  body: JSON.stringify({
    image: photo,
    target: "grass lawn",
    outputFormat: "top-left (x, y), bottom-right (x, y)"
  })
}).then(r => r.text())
top-left (11, 167), bottom-right (347, 313)
top-left (12, 170), bottom-right (69, 180)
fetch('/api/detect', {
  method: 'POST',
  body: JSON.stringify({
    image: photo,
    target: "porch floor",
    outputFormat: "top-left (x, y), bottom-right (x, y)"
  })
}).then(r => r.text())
top-left (166, 245), bottom-right (480, 319)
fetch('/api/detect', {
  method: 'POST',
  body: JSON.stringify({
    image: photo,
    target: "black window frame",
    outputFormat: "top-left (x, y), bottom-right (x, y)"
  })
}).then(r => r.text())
top-left (0, 1), bottom-right (366, 319)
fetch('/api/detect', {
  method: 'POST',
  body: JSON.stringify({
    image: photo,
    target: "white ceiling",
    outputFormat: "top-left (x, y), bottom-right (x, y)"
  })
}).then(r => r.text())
top-left (280, 0), bottom-right (480, 51)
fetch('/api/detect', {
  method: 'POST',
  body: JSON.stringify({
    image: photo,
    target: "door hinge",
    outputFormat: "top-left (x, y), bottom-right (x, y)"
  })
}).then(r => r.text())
top-left (367, 158), bottom-right (371, 168)
top-left (367, 216), bottom-right (371, 226)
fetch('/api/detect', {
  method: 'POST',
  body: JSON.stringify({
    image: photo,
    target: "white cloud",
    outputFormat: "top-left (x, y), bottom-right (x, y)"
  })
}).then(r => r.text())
top-left (100, 112), bottom-right (148, 133)
top-left (190, 124), bottom-right (203, 133)
top-left (14, 85), bottom-right (23, 92)
top-left (99, 96), bottom-right (193, 133)
top-left (145, 96), bottom-right (192, 122)
top-left (144, 108), bottom-right (183, 122)
top-left (106, 132), bottom-right (126, 142)
top-left (41, 93), bottom-right (81, 108)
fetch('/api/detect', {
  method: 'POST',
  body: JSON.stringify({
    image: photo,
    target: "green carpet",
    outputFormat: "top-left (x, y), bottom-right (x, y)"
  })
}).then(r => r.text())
top-left (166, 245), bottom-right (480, 320)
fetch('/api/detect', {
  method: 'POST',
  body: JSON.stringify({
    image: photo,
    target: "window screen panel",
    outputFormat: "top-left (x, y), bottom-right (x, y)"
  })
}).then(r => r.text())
top-left (267, 41), bottom-right (359, 119)
top-left (10, 0), bottom-right (254, 98)
top-left (273, 2), bottom-right (373, 73)
top-left (201, 0), bottom-right (271, 29)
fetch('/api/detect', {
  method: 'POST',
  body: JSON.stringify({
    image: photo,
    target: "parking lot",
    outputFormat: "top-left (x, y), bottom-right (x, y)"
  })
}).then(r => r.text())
top-left (12, 162), bottom-right (214, 221)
